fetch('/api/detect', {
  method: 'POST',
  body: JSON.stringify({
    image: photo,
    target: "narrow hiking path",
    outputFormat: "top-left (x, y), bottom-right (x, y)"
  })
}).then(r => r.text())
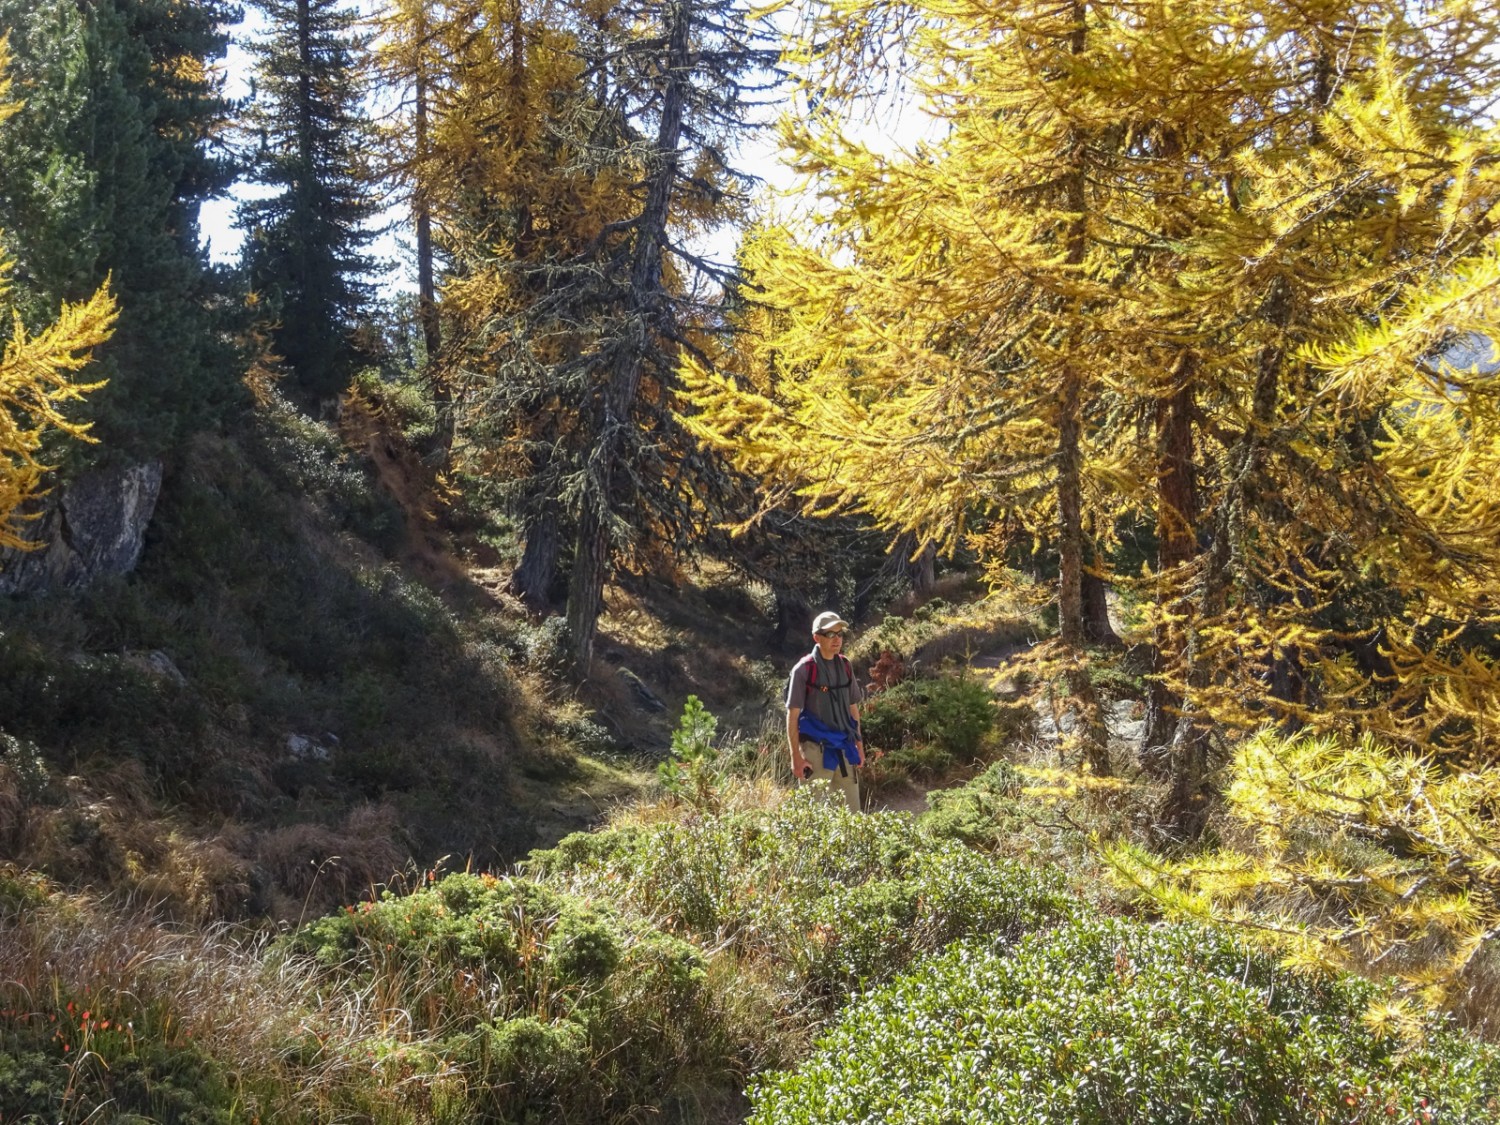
top-left (864, 628), bottom-right (1147, 816)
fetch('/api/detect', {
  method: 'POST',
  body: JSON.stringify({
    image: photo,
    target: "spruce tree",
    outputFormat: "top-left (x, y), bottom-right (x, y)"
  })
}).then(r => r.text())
top-left (0, 0), bottom-right (239, 463)
top-left (238, 0), bottom-right (381, 407)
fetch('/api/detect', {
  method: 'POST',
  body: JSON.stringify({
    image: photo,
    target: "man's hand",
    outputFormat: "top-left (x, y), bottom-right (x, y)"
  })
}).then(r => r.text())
top-left (788, 706), bottom-right (811, 778)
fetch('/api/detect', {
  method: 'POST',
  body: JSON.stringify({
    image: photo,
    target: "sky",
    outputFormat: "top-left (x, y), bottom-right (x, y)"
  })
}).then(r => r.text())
top-left (198, 9), bottom-right (260, 268)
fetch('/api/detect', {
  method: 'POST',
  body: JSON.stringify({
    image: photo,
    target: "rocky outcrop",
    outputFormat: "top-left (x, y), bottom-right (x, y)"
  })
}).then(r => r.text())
top-left (0, 461), bottom-right (164, 596)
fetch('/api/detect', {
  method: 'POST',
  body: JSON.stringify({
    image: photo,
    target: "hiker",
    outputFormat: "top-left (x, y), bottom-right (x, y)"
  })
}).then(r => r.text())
top-left (786, 611), bottom-right (866, 812)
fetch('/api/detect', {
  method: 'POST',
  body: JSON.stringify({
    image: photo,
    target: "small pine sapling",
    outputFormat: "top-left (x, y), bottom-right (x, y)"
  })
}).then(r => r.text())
top-left (658, 695), bottom-right (721, 809)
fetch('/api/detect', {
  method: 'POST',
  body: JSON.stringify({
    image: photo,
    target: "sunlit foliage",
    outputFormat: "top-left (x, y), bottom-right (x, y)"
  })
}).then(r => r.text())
top-left (0, 38), bottom-right (116, 551)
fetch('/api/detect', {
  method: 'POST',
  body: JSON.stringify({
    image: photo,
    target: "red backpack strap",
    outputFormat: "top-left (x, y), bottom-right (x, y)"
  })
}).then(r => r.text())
top-left (801, 653), bottom-right (853, 704)
top-left (796, 652), bottom-right (819, 708)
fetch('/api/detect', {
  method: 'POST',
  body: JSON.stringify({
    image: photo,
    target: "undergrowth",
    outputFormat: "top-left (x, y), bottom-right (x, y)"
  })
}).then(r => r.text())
top-left (0, 400), bottom-right (621, 921)
top-left (748, 918), bottom-right (1500, 1124)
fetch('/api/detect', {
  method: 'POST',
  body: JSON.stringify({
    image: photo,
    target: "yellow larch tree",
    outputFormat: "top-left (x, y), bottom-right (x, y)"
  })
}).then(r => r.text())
top-left (0, 36), bottom-right (116, 553)
top-left (384, 0), bottom-right (642, 609)
top-left (684, 0), bottom-right (1500, 842)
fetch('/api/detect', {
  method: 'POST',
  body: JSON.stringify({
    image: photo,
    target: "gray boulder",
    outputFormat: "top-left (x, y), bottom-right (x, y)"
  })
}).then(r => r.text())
top-left (0, 461), bottom-right (164, 595)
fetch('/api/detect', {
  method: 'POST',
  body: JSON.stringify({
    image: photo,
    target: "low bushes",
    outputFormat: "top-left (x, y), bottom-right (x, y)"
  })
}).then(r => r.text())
top-left (0, 876), bottom-right (289, 1125)
top-left (0, 1011), bottom-right (237, 1125)
top-left (9, 790), bottom-right (1500, 1125)
top-left (917, 758), bottom-right (1028, 849)
top-left (748, 917), bottom-right (1500, 1125)
top-left (286, 871), bottom-right (717, 1123)
top-left (527, 791), bottom-right (1078, 1011)
top-left (860, 674), bottom-right (1000, 780)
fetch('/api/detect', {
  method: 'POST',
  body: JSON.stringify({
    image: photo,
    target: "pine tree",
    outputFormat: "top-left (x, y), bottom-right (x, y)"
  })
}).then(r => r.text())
top-left (385, 0), bottom-right (639, 609)
top-left (239, 0), bottom-right (381, 407)
top-left (0, 37), bottom-right (116, 549)
top-left (0, 0), bottom-right (239, 462)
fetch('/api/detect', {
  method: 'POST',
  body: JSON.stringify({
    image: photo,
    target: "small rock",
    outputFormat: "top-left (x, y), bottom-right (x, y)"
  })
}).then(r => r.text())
top-left (146, 650), bottom-right (186, 686)
top-left (286, 733), bottom-right (331, 762)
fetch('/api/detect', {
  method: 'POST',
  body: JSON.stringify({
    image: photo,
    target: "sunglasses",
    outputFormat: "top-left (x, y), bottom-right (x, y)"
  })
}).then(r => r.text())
top-left (817, 630), bottom-right (847, 639)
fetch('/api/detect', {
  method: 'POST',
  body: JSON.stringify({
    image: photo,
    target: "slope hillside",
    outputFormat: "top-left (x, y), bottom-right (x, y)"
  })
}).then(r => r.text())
top-left (0, 393), bottom-right (795, 922)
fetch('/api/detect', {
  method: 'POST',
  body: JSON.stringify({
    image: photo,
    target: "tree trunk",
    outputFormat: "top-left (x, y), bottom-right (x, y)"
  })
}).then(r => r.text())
top-left (1058, 368), bottom-right (1110, 776)
top-left (1056, 17), bottom-right (1109, 775)
top-left (413, 56), bottom-right (451, 466)
top-left (897, 532), bottom-right (937, 597)
top-left (509, 506), bottom-right (559, 610)
top-left (566, 498), bottom-right (609, 670)
top-left (1081, 564), bottom-right (1118, 647)
top-left (1157, 280), bottom-right (1291, 839)
top-left (1142, 373), bottom-right (1198, 776)
top-left (770, 584), bottom-right (810, 649)
top-left (566, 0), bottom-right (689, 674)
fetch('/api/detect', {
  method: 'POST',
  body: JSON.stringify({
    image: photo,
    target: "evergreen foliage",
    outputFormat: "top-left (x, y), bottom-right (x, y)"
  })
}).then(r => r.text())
top-left (287, 870), bottom-right (715, 1122)
top-left (0, 37), bottom-right (116, 550)
top-left (860, 674), bottom-right (997, 778)
top-left (0, 0), bottom-right (239, 463)
top-left (239, 0), bottom-right (382, 405)
top-left (658, 693), bottom-right (721, 806)
top-left (528, 790), bottom-right (1078, 1008)
top-left (748, 918), bottom-right (1500, 1125)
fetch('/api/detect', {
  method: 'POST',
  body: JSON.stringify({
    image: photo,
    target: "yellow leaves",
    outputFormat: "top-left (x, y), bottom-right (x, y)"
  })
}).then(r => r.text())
top-left (0, 42), bottom-right (115, 551)
top-left (0, 36), bottom-right (14, 129)
top-left (1017, 765), bottom-right (1137, 801)
top-left (1118, 727), bottom-right (1500, 1006)
top-left (1307, 241), bottom-right (1500, 413)
top-left (0, 277), bottom-right (117, 536)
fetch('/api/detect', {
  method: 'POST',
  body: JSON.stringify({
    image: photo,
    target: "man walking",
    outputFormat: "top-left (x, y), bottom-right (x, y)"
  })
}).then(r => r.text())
top-left (786, 611), bottom-right (866, 812)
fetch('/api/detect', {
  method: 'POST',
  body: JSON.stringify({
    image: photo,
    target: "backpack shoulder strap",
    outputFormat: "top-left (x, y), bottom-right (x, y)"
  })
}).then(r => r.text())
top-left (794, 651), bottom-right (820, 706)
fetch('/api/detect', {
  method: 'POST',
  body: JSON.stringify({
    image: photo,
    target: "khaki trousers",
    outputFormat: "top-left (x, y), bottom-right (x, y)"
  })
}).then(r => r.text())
top-left (799, 740), bottom-right (861, 813)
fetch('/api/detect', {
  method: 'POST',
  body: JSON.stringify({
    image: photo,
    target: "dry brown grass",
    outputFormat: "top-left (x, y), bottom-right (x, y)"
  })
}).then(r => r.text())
top-left (1453, 947), bottom-right (1500, 1041)
top-left (5, 759), bottom-right (256, 921)
top-left (254, 802), bottom-right (407, 923)
top-left (0, 763), bottom-right (31, 856)
top-left (0, 875), bottom-right (310, 1115)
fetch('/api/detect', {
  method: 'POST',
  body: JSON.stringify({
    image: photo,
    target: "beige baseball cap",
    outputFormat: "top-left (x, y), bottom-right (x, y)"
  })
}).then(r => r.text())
top-left (811, 611), bottom-right (849, 634)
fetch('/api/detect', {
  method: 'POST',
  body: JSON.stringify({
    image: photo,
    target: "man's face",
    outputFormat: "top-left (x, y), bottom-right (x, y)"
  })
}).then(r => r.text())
top-left (815, 627), bottom-right (847, 656)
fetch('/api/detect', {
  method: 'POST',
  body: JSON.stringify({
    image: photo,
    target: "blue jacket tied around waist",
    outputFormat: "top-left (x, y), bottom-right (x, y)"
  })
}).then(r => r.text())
top-left (797, 712), bottom-right (863, 770)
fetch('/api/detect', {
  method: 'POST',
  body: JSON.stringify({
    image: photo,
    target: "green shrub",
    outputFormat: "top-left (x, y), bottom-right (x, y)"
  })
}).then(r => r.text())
top-left (772, 844), bottom-right (1075, 999)
top-left (658, 695), bottom-right (722, 808)
top-left (861, 674), bottom-right (997, 777)
top-left (0, 990), bottom-right (240, 1125)
top-left (285, 871), bottom-right (717, 1122)
top-left (529, 793), bottom-right (1077, 1009)
top-left (855, 599), bottom-right (953, 662)
top-left (0, 731), bottom-right (53, 802)
top-left (748, 918), bottom-right (1500, 1125)
top-left (919, 759), bottom-right (1027, 849)
top-left (0, 637), bottom-right (210, 783)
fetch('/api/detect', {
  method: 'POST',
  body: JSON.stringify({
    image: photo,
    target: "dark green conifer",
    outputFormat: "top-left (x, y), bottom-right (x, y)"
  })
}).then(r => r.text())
top-left (238, 0), bottom-right (380, 407)
top-left (0, 0), bottom-right (240, 463)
